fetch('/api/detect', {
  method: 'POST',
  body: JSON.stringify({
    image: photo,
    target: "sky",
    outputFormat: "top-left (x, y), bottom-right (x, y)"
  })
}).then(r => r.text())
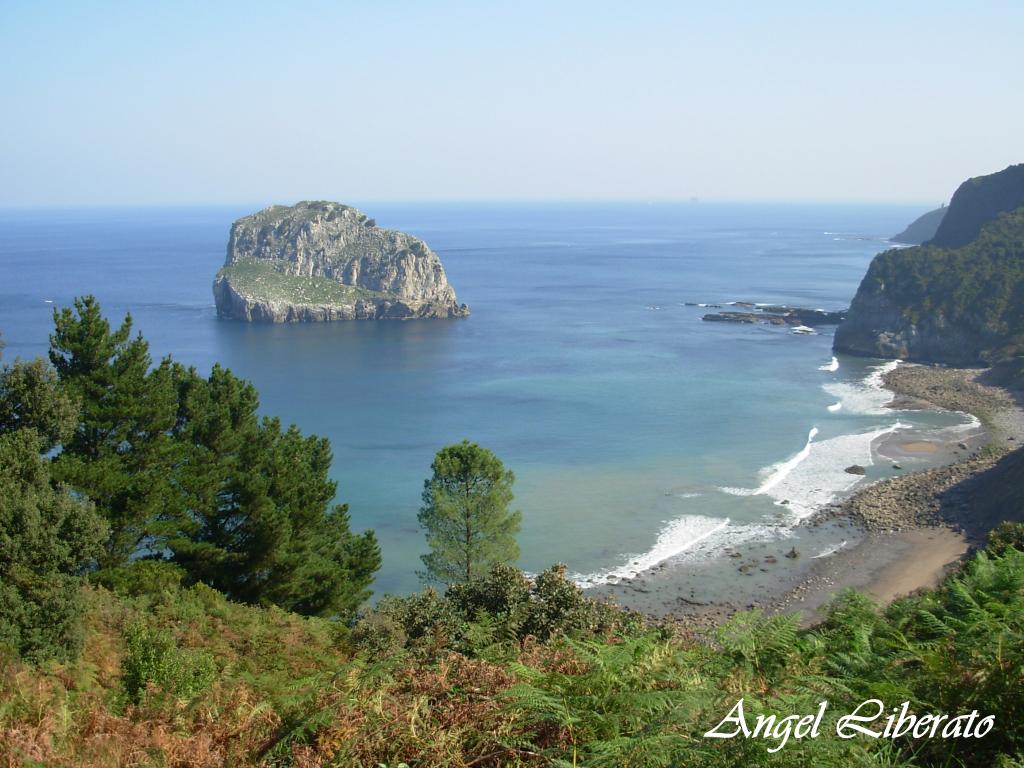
top-left (1, 1), bottom-right (1022, 206)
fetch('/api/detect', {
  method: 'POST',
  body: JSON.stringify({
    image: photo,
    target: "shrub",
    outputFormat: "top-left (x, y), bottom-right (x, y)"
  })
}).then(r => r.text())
top-left (0, 570), bottom-right (86, 664)
top-left (988, 520), bottom-right (1024, 556)
top-left (375, 588), bottom-right (468, 653)
top-left (120, 620), bottom-right (216, 705)
top-left (351, 609), bottom-right (407, 656)
top-left (91, 559), bottom-right (186, 597)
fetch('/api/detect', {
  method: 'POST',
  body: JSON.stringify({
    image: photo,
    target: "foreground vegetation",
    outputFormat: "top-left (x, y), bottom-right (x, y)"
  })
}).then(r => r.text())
top-left (1, 539), bottom-right (1022, 766)
top-left (3, 299), bottom-right (1024, 766)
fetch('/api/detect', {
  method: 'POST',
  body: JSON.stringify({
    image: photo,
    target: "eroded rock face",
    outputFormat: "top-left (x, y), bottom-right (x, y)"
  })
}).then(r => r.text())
top-left (213, 201), bottom-right (469, 322)
top-left (832, 272), bottom-right (1000, 366)
top-left (834, 164), bottom-right (1024, 366)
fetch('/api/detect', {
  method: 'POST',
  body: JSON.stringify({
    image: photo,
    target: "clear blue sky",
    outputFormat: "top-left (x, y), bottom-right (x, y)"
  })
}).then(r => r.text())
top-left (2, 1), bottom-right (1021, 206)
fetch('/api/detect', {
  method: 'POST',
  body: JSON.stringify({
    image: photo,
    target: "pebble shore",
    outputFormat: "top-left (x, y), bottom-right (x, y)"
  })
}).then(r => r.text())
top-left (631, 363), bottom-right (1024, 632)
top-left (763, 364), bottom-right (1024, 622)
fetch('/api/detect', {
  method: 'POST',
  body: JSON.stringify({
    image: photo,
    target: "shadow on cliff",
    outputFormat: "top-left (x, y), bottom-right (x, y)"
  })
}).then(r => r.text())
top-left (937, 445), bottom-right (1024, 545)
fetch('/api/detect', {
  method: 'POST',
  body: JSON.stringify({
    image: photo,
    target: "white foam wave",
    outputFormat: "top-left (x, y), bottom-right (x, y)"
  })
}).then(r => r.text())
top-left (827, 401), bottom-right (843, 412)
top-left (675, 492), bottom-right (703, 499)
top-left (819, 356), bottom-right (839, 372)
top-left (823, 359), bottom-right (901, 416)
top-left (722, 427), bottom-right (819, 498)
top-left (574, 516), bottom-right (784, 587)
top-left (866, 359), bottom-right (901, 388)
top-left (813, 540), bottom-right (847, 559)
top-left (757, 426), bottom-right (819, 495)
top-left (573, 515), bottom-right (729, 586)
top-left (950, 413), bottom-right (982, 432)
top-left (764, 424), bottom-right (905, 518)
top-left (721, 423), bottom-right (907, 518)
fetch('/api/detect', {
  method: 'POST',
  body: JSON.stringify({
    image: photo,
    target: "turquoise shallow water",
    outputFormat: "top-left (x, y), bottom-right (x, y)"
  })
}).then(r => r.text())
top-left (0, 203), bottom-right (972, 595)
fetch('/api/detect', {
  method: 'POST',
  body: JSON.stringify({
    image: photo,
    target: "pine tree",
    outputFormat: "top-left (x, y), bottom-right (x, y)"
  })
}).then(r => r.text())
top-left (0, 358), bottom-right (78, 452)
top-left (168, 364), bottom-right (381, 618)
top-left (40, 297), bottom-right (380, 618)
top-left (418, 440), bottom-right (521, 586)
top-left (0, 359), bottom-right (107, 661)
top-left (48, 296), bottom-right (181, 567)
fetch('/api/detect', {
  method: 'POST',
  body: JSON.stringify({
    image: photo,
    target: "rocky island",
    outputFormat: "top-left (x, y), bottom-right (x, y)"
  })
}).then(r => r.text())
top-left (213, 201), bottom-right (469, 322)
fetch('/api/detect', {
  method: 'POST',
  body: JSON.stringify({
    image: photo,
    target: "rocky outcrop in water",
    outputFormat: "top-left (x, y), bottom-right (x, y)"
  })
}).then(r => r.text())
top-left (700, 304), bottom-right (845, 326)
top-left (213, 201), bottom-right (469, 322)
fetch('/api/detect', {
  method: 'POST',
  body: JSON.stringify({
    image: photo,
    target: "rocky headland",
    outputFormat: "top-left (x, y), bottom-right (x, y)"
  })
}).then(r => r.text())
top-left (891, 205), bottom-right (947, 244)
top-left (213, 201), bottom-right (469, 322)
top-left (834, 163), bottom-right (1024, 366)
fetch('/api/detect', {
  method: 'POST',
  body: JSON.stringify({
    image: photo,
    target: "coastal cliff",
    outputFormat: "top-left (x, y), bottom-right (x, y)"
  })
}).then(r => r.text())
top-left (213, 201), bottom-right (469, 322)
top-left (930, 163), bottom-right (1024, 248)
top-left (834, 165), bottom-right (1024, 369)
top-left (891, 205), bottom-right (946, 244)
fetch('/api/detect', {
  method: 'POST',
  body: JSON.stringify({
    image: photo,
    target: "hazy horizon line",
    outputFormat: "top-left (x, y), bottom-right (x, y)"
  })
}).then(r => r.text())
top-left (0, 197), bottom-right (942, 212)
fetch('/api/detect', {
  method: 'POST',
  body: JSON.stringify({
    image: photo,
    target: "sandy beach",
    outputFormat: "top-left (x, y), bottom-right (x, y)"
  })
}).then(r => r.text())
top-left (602, 363), bottom-right (1024, 627)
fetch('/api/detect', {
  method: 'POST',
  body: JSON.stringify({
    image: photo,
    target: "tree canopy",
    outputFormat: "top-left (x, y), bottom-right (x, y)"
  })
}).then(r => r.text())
top-left (39, 296), bottom-right (380, 619)
top-left (418, 440), bottom-right (521, 585)
top-left (0, 358), bottom-right (107, 660)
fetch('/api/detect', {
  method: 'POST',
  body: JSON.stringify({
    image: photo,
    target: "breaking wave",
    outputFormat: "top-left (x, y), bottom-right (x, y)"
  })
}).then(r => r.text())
top-left (720, 423), bottom-right (907, 519)
top-left (823, 359), bottom-right (901, 415)
top-left (573, 515), bottom-right (782, 587)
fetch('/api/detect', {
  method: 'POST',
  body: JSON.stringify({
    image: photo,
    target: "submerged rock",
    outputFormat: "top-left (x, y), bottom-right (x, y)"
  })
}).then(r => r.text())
top-left (213, 201), bottom-right (469, 322)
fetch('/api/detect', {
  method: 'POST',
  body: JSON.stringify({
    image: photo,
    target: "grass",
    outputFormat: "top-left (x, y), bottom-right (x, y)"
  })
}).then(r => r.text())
top-left (217, 260), bottom-right (389, 306)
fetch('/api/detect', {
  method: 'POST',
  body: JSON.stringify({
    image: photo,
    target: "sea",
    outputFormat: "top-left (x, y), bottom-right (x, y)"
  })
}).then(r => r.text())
top-left (0, 202), bottom-right (975, 597)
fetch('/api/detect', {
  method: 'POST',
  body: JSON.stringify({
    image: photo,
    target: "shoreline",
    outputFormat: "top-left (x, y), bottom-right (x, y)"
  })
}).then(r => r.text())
top-left (602, 362), bottom-right (1024, 628)
top-left (766, 364), bottom-right (1024, 623)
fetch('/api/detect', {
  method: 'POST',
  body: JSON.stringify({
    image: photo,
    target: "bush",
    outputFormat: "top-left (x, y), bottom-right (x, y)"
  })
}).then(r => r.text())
top-left (351, 609), bottom-right (407, 656)
top-left (374, 564), bottom-right (645, 658)
top-left (988, 520), bottom-right (1024, 556)
top-left (120, 620), bottom-right (216, 705)
top-left (374, 588), bottom-right (468, 654)
top-left (91, 559), bottom-right (186, 597)
top-left (0, 570), bottom-right (86, 663)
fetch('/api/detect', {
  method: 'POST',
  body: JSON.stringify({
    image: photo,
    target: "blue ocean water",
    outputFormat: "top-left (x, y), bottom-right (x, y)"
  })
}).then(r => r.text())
top-left (0, 203), bottom-right (971, 595)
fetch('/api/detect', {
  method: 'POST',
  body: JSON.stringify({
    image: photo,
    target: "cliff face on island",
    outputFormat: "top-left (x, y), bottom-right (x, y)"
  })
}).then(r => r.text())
top-left (834, 164), bottom-right (1024, 368)
top-left (213, 201), bottom-right (469, 322)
